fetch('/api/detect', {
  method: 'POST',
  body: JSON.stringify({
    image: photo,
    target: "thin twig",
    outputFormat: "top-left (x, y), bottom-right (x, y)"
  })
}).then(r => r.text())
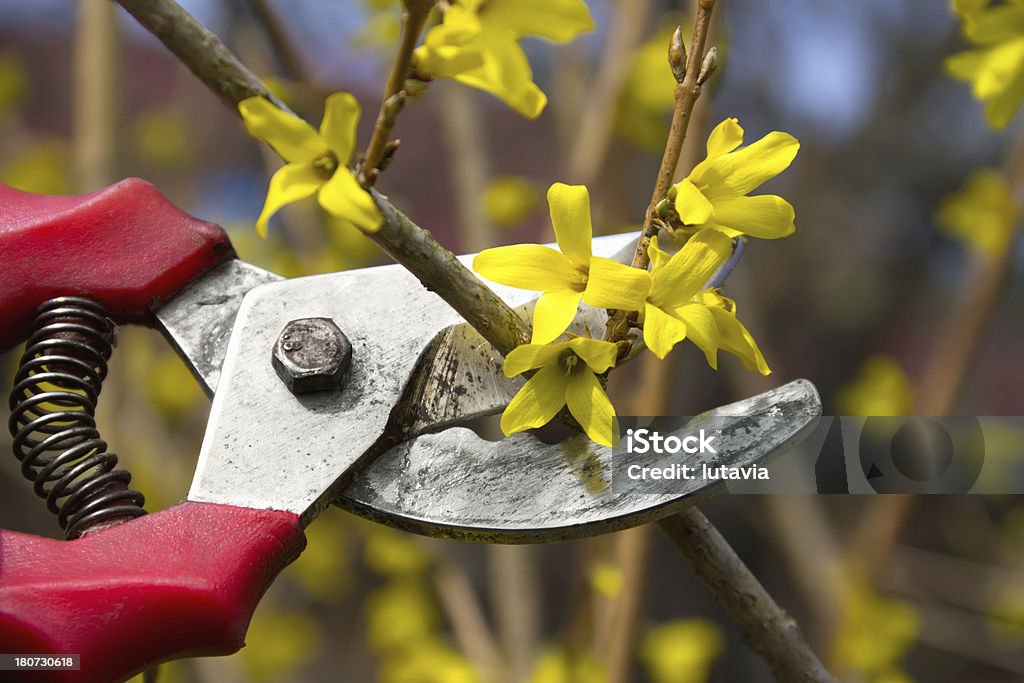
top-left (117, 0), bottom-right (530, 358)
top-left (659, 509), bottom-right (838, 683)
top-left (358, 0), bottom-right (434, 186)
top-left (602, 2), bottom-right (717, 344)
top-left (630, 0), bottom-right (716, 273)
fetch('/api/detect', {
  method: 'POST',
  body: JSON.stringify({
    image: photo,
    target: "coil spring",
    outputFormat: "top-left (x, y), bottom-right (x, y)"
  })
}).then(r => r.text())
top-left (8, 297), bottom-right (146, 539)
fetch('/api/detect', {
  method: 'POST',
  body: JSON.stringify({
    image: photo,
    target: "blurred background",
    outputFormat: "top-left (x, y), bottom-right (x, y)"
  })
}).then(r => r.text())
top-left (1, 0), bottom-right (1023, 681)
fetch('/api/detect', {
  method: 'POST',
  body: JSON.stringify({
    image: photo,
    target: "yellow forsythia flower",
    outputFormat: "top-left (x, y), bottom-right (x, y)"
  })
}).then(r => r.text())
top-left (640, 619), bottom-right (724, 683)
top-left (642, 233), bottom-right (770, 374)
top-left (674, 118), bottom-right (799, 239)
top-left (838, 355), bottom-right (914, 417)
top-left (414, 0), bottom-right (595, 118)
top-left (131, 107), bottom-right (194, 169)
top-left (474, 183), bottom-right (650, 343)
top-left (238, 93), bottom-right (382, 236)
top-left (0, 53), bottom-right (28, 117)
top-left (937, 168), bottom-right (1020, 257)
top-left (500, 337), bottom-right (619, 446)
top-left (379, 637), bottom-right (480, 683)
top-left (947, 0), bottom-right (1024, 129)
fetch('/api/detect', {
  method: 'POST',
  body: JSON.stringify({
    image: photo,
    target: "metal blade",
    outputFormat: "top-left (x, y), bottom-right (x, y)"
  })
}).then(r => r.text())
top-left (186, 233), bottom-right (639, 524)
top-left (155, 259), bottom-right (281, 396)
top-left (335, 380), bottom-right (821, 542)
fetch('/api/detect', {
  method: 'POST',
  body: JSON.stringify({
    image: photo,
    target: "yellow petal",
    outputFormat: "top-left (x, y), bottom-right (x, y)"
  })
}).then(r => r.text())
top-left (708, 306), bottom-right (771, 375)
top-left (503, 342), bottom-right (564, 377)
top-left (706, 118), bottom-right (744, 158)
top-left (674, 178), bottom-right (715, 226)
top-left (946, 48), bottom-right (987, 82)
top-left (531, 289), bottom-right (584, 344)
top-left (255, 162), bottom-right (322, 237)
top-left (565, 370), bottom-right (616, 447)
top-left (548, 183), bottom-right (593, 266)
top-left (413, 41), bottom-right (486, 78)
top-left (709, 195), bottom-right (795, 239)
top-left (690, 131), bottom-right (800, 200)
top-left (238, 97), bottom-right (324, 163)
top-left (500, 364), bottom-right (567, 435)
top-left (963, 4), bottom-right (1024, 44)
top-left (449, 34), bottom-right (548, 118)
top-left (474, 244), bottom-right (584, 291)
top-left (649, 228), bottom-right (732, 309)
top-left (484, 0), bottom-right (596, 42)
top-left (642, 303), bottom-right (688, 360)
top-left (675, 303), bottom-right (720, 369)
top-left (317, 168), bottom-right (383, 233)
top-left (319, 92), bottom-right (360, 163)
top-left (582, 257), bottom-right (651, 311)
top-left (565, 337), bottom-right (619, 373)
top-left (647, 235), bottom-right (671, 272)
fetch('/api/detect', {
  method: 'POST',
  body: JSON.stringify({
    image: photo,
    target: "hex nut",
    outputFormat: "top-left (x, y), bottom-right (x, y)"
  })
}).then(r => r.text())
top-left (271, 318), bottom-right (352, 394)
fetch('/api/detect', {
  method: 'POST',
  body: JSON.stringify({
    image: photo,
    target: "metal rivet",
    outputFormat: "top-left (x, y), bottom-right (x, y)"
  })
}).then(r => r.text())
top-left (271, 318), bottom-right (352, 394)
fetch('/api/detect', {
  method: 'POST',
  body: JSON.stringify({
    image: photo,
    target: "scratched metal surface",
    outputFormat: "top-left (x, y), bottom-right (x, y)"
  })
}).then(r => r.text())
top-left (179, 233), bottom-right (639, 524)
top-left (338, 379), bottom-right (821, 543)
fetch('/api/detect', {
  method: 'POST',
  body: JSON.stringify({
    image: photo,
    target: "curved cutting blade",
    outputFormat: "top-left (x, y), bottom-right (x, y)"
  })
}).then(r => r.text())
top-left (335, 379), bottom-right (821, 543)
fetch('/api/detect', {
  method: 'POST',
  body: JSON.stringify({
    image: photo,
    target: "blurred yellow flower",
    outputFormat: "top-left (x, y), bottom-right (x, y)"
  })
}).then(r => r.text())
top-left (474, 183), bottom-right (651, 343)
top-left (238, 93), bottom-right (382, 236)
top-left (366, 579), bottom-right (439, 652)
top-left (674, 118), bottom-right (799, 239)
top-left (379, 637), bottom-right (480, 683)
top-left (937, 168), bottom-right (1019, 257)
top-left (131, 107), bottom-right (194, 169)
top-left (640, 619), bottom-right (724, 683)
top-left (414, 0), bottom-right (595, 118)
top-left (588, 560), bottom-right (623, 598)
top-left (363, 524), bottom-right (431, 576)
top-left (529, 648), bottom-right (607, 683)
top-left (832, 583), bottom-right (918, 679)
top-left (1, 139), bottom-right (72, 195)
top-left (483, 175), bottom-right (542, 227)
top-left (352, 0), bottom-right (402, 52)
top-left (0, 53), bottom-right (27, 117)
top-left (838, 356), bottom-right (914, 416)
top-left (500, 337), bottom-right (619, 446)
top-left (947, 0), bottom-right (1024, 128)
top-left (616, 26), bottom-right (680, 149)
top-left (987, 583), bottom-right (1024, 646)
top-left (288, 507), bottom-right (352, 602)
top-left (240, 611), bottom-right (322, 682)
top-left (643, 233), bottom-right (770, 375)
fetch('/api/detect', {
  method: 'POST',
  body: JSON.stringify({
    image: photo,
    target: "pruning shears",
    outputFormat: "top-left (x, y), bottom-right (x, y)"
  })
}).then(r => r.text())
top-left (0, 179), bottom-right (820, 682)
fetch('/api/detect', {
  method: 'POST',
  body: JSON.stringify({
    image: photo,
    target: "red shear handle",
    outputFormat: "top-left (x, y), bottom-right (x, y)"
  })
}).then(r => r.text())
top-left (0, 178), bottom-right (234, 352)
top-left (0, 502), bottom-right (306, 683)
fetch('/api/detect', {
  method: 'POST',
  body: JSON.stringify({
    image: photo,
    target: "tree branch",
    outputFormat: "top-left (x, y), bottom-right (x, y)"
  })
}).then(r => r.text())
top-left (116, 0), bottom-right (530, 358)
top-left (358, 0), bottom-right (434, 186)
top-left (659, 509), bottom-right (838, 683)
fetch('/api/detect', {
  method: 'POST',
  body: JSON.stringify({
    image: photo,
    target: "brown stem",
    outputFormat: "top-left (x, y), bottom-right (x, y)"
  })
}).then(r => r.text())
top-left (631, 1), bottom-right (716, 273)
top-left (116, 0), bottom-right (529, 357)
top-left (659, 509), bottom-right (838, 683)
top-left (602, 1), bottom-right (717, 345)
top-left (358, 0), bottom-right (434, 186)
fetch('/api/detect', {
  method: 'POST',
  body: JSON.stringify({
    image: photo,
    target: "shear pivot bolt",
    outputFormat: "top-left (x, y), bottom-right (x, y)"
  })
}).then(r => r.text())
top-left (272, 318), bottom-right (352, 394)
